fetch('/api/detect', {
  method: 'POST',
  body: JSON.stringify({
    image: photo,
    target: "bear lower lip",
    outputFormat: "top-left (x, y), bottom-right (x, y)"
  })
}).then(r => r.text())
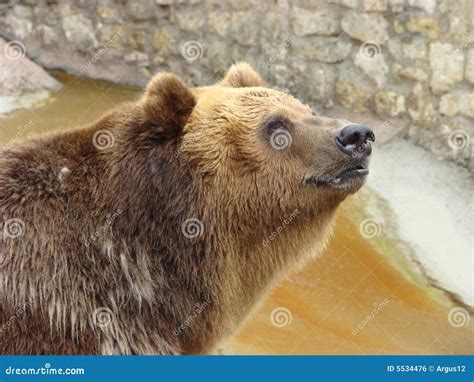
top-left (330, 167), bottom-right (369, 185)
top-left (304, 166), bottom-right (369, 188)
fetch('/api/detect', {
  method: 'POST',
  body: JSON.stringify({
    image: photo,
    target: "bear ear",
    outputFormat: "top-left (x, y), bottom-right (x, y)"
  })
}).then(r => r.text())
top-left (141, 73), bottom-right (196, 140)
top-left (220, 62), bottom-right (267, 88)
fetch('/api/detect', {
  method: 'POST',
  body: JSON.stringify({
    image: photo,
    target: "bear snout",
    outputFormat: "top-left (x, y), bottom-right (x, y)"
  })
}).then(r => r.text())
top-left (334, 124), bottom-right (375, 161)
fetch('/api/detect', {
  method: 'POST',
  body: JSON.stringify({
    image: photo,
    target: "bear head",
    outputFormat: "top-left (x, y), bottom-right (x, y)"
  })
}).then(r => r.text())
top-left (138, 62), bottom-right (374, 230)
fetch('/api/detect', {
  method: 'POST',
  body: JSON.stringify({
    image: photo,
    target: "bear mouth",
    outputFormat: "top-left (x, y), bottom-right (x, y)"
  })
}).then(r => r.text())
top-left (306, 165), bottom-right (369, 188)
top-left (330, 165), bottom-right (368, 186)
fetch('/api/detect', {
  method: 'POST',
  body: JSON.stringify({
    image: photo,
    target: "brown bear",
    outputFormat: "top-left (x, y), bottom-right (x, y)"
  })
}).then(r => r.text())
top-left (0, 63), bottom-right (374, 355)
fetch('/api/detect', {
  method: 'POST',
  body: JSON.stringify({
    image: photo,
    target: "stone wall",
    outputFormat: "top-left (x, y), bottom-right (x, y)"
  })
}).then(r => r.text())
top-left (0, 0), bottom-right (472, 169)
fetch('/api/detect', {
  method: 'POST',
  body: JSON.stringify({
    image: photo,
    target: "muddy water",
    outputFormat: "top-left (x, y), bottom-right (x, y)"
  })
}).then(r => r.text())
top-left (0, 72), bottom-right (141, 145)
top-left (1, 73), bottom-right (472, 355)
top-left (224, 205), bottom-right (473, 355)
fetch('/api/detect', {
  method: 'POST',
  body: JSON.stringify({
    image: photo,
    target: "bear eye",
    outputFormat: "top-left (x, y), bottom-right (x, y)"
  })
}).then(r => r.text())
top-left (265, 117), bottom-right (289, 133)
top-left (263, 117), bottom-right (293, 151)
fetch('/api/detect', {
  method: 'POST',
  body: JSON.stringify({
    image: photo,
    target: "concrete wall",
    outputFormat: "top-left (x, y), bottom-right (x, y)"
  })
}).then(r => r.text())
top-left (0, 0), bottom-right (472, 169)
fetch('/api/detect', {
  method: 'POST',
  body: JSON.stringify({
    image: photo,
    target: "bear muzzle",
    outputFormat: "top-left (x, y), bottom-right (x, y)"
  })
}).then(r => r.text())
top-left (334, 124), bottom-right (375, 161)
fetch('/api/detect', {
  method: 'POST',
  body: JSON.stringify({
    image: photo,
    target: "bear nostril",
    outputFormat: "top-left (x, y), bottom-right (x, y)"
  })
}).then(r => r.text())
top-left (347, 132), bottom-right (360, 146)
top-left (337, 124), bottom-right (374, 146)
top-left (335, 124), bottom-right (375, 158)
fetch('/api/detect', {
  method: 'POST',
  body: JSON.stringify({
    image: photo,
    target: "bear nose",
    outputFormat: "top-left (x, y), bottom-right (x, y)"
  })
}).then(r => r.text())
top-left (335, 124), bottom-right (375, 159)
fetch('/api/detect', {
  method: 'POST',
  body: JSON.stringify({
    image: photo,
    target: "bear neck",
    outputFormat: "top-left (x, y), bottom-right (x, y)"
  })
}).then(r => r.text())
top-left (102, 139), bottom-right (343, 354)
